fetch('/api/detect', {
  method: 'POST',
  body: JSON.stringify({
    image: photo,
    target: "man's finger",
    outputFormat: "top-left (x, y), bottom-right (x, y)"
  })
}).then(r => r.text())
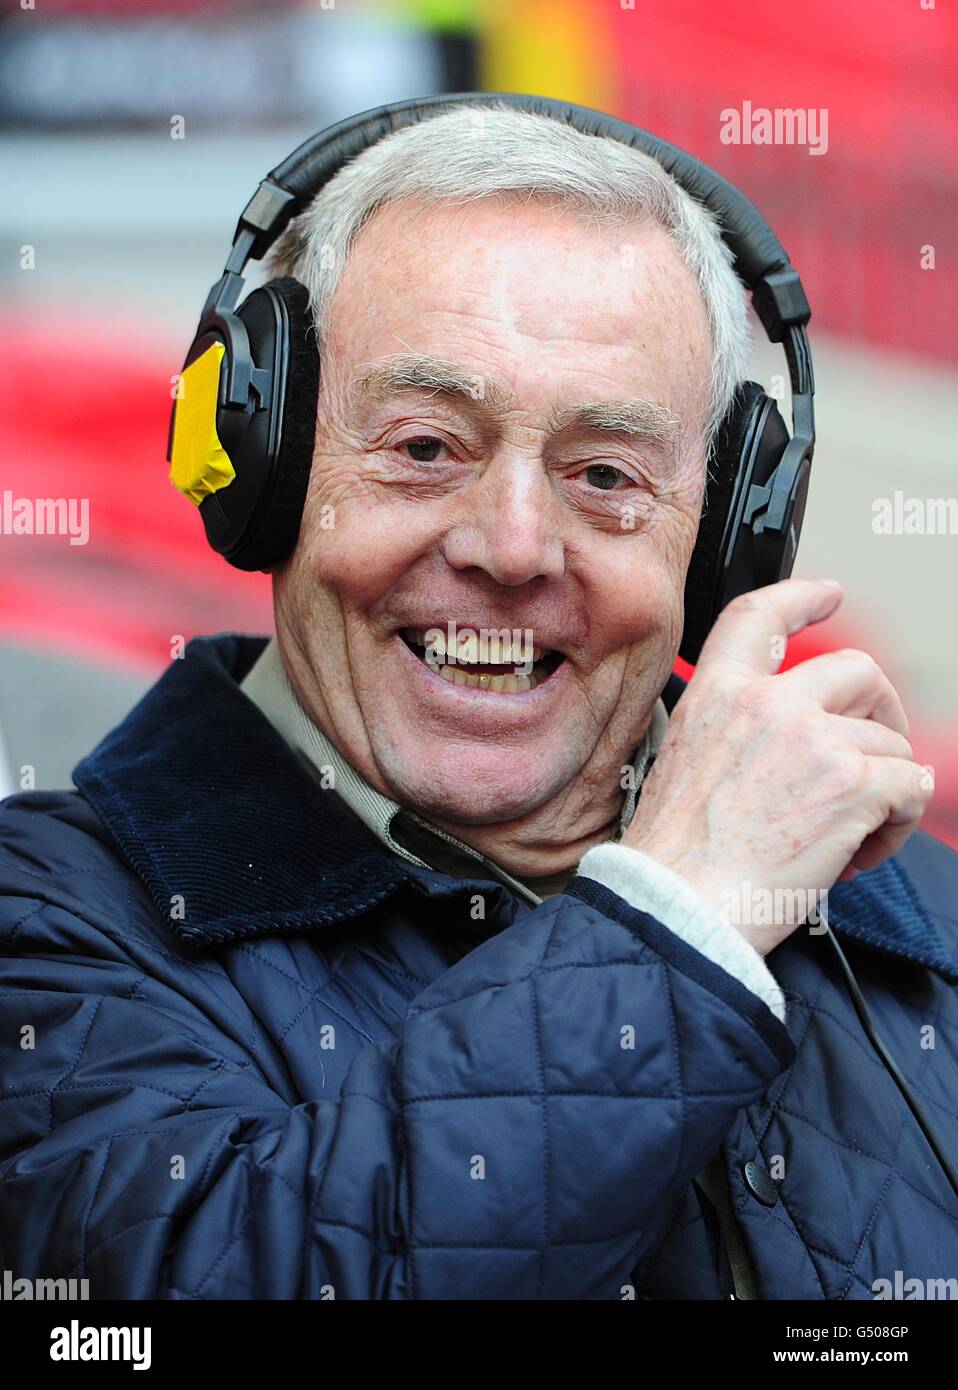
top-left (837, 759), bottom-right (931, 880)
top-left (820, 713), bottom-right (913, 758)
top-left (695, 578), bottom-right (843, 678)
top-left (842, 818), bottom-right (922, 877)
top-left (867, 757), bottom-right (933, 827)
top-left (782, 660), bottom-right (911, 738)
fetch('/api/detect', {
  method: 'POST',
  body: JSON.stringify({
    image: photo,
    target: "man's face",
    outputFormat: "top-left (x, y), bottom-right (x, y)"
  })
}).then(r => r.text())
top-left (275, 195), bottom-right (714, 830)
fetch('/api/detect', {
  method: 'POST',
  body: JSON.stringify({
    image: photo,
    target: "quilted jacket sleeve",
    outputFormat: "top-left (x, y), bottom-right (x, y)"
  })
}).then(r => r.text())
top-left (0, 800), bottom-right (795, 1301)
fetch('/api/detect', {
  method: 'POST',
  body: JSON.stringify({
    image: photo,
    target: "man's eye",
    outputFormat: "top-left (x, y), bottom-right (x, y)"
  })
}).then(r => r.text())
top-left (401, 436), bottom-right (447, 463)
top-left (581, 463), bottom-right (628, 491)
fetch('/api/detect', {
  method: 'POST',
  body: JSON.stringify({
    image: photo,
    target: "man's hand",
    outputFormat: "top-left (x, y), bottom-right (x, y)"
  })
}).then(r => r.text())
top-left (623, 578), bottom-right (933, 956)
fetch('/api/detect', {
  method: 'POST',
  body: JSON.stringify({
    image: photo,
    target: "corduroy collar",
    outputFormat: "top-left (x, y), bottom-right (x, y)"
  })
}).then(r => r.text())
top-left (71, 633), bottom-right (958, 982)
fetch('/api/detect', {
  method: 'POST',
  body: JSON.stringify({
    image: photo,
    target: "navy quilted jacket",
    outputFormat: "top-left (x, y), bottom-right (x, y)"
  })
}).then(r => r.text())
top-left (1, 634), bottom-right (957, 1300)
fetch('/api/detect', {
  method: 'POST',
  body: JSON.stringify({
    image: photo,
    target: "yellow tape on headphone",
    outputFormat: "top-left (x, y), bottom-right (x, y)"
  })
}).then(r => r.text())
top-left (169, 342), bottom-right (236, 506)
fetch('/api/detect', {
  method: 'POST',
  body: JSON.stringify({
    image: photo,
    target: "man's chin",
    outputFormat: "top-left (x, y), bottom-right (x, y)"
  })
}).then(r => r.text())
top-left (375, 744), bottom-right (578, 829)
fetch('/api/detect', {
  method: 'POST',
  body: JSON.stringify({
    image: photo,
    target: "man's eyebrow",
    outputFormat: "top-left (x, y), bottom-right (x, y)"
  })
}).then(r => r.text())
top-left (351, 353), bottom-right (680, 444)
top-left (548, 398), bottom-right (680, 444)
top-left (351, 354), bottom-right (514, 413)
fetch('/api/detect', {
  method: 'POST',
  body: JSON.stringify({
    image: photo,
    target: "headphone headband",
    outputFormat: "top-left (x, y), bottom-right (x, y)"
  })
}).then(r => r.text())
top-left (215, 92), bottom-right (814, 422)
top-left (232, 93), bottom-right (811, 344)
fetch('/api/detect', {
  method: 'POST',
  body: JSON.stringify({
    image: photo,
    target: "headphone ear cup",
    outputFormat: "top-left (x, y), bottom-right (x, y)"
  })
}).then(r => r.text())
top-left (679, 381), bottom-right (770, 665)
top-left (199, 276), bottom-right (319, 571)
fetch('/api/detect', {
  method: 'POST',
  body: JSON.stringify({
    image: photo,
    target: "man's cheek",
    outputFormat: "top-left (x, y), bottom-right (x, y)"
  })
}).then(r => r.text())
top-left (595, 556), bottom-right (680, 653)
top-left (296, 495), bottom-right (424, 607)
top-left (301, 524), bottom-right (393, 602)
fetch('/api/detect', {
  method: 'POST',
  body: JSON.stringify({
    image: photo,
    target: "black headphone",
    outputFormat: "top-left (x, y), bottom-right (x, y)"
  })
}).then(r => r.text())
top-left (167, 91), bottom-right (816, 666)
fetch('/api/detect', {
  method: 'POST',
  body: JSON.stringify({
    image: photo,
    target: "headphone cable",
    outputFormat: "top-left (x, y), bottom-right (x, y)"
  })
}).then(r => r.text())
top-left (824, 923), bottom-right (958, 1206)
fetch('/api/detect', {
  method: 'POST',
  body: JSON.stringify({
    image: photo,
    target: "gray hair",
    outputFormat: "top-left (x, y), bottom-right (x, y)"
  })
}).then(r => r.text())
top-left (266, 100), bottom-right (751, 452)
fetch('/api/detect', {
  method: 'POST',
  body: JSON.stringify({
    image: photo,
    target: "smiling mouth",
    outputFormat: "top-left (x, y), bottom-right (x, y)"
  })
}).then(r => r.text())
top-left (399, 628), bottom-right (565, 692)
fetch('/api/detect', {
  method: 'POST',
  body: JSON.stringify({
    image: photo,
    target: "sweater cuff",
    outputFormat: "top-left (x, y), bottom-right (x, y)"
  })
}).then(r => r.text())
top-left (576, 843), bottom-right (787, 1025)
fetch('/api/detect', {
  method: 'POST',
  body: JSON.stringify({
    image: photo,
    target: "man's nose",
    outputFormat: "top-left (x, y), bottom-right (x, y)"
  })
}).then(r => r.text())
top-left (440, 457), bottom-right (566, 586)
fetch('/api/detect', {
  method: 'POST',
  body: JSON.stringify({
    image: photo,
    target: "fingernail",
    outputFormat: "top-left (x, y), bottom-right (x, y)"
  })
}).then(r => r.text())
top-left (820, 579), bottom-right (841, 589)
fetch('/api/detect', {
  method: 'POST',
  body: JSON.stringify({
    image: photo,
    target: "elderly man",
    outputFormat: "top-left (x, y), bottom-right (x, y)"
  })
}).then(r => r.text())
top-left (1, 96), bottom-right (957, 1303)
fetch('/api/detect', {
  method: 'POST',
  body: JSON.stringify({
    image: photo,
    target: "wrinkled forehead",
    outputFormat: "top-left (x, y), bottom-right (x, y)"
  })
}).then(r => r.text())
top-left (321, 194), bottom-right (714, 440)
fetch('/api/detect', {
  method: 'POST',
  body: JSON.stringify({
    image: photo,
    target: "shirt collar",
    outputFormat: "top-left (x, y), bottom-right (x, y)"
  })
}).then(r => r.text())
top-left (239, 636), bottom-right (421, 865)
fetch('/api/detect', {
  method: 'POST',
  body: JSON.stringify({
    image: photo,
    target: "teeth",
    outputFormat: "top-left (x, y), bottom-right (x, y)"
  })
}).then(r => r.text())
top-left (404, 628), bottom-right (545, 663)
top-left (439, 665), bottom-right (537, 692)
